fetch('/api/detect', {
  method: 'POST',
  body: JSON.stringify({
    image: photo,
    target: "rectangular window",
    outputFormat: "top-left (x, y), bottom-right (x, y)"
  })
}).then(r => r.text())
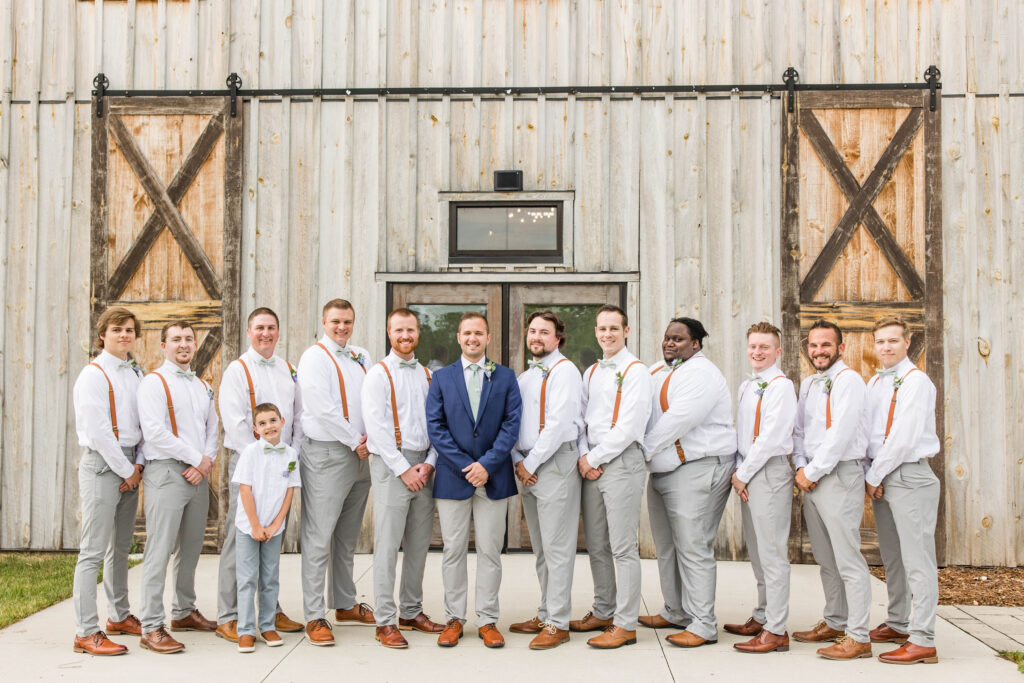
top-left (448, 201), bottom-right (562, 263)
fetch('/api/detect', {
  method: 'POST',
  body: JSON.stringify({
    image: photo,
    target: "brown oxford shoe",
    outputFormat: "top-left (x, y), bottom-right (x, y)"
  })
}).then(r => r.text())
top-left (724, 616), bottom-right (764, 636)
top-left (817, 636), bottom-right (872, 660)
top-left (509, 615), bottom-right (544, 634)
top-left (529, 623), bottom-right (570, 650)
top-left (478, 623), bottom-right (505, 648)
top-left (878, 642), bottom-right (938, 665)
top-left (399, 612), bottom-right (445, 633)
top-left (639, 614), bottom-right (684, 629)
top-left (237, 635), bottom-right (255, 653)
top-left (869, 622), bottom-right (909, 643)
top-left (139, 627), bottom-right (185, 654)
top-left (215, 620), bottom-right (239, 643)
top-left (335, 603), bottom-right (375, 625)
top-left (665, 630), bottom-right (717, 648)
top-left (73, 631), bottom-right (128, 656)
top-left (793, 619), bottom-right (845, 643)
top-left (376, 625), bottom-right (409, 649)
top-left (260, 630), bottom-right (283, 647)
top-left (305, 618), bottom-right (335, 646)
top-left (169, 609), bottom-right (216, 632)
top-left (437, 618), bottom-right (464, 647)
top-left (734, 629), bottom-right (790, 654)
top-left (274, 612), bottom-right (304, 633)
top-left (569, 611), bottom-right (614, 632)
top-left (587, 625), bottom-right (637, 649)
top-left (106, 614), bottom-right (142, 636)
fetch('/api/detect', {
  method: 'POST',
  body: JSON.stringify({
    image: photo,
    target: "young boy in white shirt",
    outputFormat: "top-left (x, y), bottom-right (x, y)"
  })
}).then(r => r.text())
top-left (233, 403), bottom-right (302, 653)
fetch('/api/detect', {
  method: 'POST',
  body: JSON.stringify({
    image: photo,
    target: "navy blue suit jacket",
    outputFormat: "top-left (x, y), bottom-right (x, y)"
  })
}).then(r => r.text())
top-left (426, 359), bottom-right (522, 501)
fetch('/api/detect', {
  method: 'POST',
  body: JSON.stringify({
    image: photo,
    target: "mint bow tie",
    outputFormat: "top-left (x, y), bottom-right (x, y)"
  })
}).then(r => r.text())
top-left (810, 374), bottom-right (829, 384)
top-left (176, 369), bottom-right (196, 380)
top-left (256, 357), bottom-right (275, 366)
top-left (747, 373), bottom-right (762, 382)
top-left (598, 359), bottom-right (616, 369)
top-left (117, 361), bottom-right (134, 370)
top-left (264, 443), bottom-right (286, 453)
top-left (875, 368), bottom-right (897, 378)
top-left (528, 359), bottom-right (547, 372)
top-left (398, 359), bottom-right (418, 369)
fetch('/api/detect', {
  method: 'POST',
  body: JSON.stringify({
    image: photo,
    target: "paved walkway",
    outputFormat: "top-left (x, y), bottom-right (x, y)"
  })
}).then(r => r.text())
top-left (938, 604), bottom-right (1024, 653)
top-left (0, 555), bottom-right (1016, 682)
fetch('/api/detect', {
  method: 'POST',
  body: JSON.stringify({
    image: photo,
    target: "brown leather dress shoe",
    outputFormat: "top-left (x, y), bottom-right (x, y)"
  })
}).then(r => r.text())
top-left (587, 625), bottom-right (637, 649)
top-left (793, 620), bottom-right (845, 642)
top-left (73, 631), bottom-right (128, 656)
top-left (734, 629), bottom-right (790, 653)
top-left (817, 636), bottom-right (872, 660)
top-left (139, 627), bottom-right (185, 654)
top-left (106, 614), bottom-right (142, 636)
top-left (878, 642), bottom-right (938, 664)
top-left (216, 620), bottom-right (239, 642)
top-left (869, 622), bottom-right (909, 643)
top-left (529, 623), bottom-right (570, 650)
top-left (478, 623), bottom-right (505, 648)
top-left (639, 614), bottom-right (684, 629)
top-left (376, 625), bottom-right (409, 649)
top-left (169, 609), bottom-right (216, 632)
top-left (305, 618), bottom-right (335, 646)
top-left (399, 612), bottom-right (445, 633)
top-left (237, 634), bottom-right (255, 653)
top-left (569, 611), bottom-right (614, 632)
top-left (261, 630), bottom-right (283, 647)
top-left (665, 630), bottom-right (717, 647)
top-left (509, 615), bottom-right (544, 634)
top-left (335, 603), bottom-right (375, 625)
top-left (274, 612), bottom-right (304, 633)
top-left (437, 618), bottom-right (464, 647)
top-left (724, 616), bottom-right (764, 636)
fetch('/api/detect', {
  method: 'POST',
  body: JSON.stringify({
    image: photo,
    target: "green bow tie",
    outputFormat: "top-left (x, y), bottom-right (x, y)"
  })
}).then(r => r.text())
top-left (264, 443), bottom-right (286, 453)
top-left (528, 359), bottom-right (547, 372)
top-left (176, 369), bottom-right (196, 380)
top-left (811, 374), bottom-right (828, 384)
top-left (117, 361), bottom-right (134, 370)
top-left (875, 368), bottom-right (898, 378)
top-left (398, 359), bottom-right (418, 369)
top-left (598, 359), bottom-right (616, 369)
top-left (256, 356), bottom-right (275, 366)
top-left (747, 373), bottom-right (762, 383)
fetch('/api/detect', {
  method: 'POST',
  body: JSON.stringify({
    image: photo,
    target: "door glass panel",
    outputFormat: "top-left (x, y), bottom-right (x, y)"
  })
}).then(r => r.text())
top-left (409, 304), bottom-right (487, 372)
top-left (522, 304), bottom-right (604, 370)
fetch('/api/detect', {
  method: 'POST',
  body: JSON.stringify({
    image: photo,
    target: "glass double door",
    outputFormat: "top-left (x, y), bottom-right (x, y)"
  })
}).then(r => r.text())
top-left (391, 283), bottom-right (622, 550)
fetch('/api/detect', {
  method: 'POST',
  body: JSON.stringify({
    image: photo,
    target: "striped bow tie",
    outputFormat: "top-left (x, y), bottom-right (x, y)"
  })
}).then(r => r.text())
top-left (176, 369), bottom-right (196, 380)
top-left (264, 443), bottom-right (286, 453)
top-left (398, 359), bottom-right (418, 369)
top-left (598, 359), bottom-right (616, 369)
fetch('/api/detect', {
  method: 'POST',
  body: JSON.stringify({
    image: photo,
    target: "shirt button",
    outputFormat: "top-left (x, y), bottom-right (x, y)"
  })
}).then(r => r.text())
top-left (474, 432), bottom-right (478, 438)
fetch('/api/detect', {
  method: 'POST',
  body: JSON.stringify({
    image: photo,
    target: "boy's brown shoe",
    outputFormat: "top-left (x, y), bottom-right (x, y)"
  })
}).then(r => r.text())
top-left (529, 623), bottom-right (570, 650)
top-left (106, 614), bottom-right (142, 636)
top-left (793, 620), bottom-right (844, 642)
top-left (305, 619), bottom-right (335, 646)
top-left (73, 631), bottom-right (128, 656)
top-left (237, 635), bottom-right (255, 653)
top-left (817, 636), bottom-right (872, 660)
top-left (569, 611), bottom-right (613, 632)
top-left (139, 627), bottom-right (185, 654)
top-left (261, 630), bottom-right (283, 647)
top-left (170, 609), bottom-right (216, 632)
top-left (216, 620), bottom-right (239, 642)
top-left (274, 612), bottom-right (304, 633)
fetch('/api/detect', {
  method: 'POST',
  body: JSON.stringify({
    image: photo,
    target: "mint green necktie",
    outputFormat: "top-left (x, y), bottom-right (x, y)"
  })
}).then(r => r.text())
top-left (468, 364), bottom-right (482, 419)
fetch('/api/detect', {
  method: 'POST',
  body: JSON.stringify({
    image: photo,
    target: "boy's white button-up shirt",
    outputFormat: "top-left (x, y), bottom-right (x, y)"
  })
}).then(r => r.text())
top-left (73, 350), bottom-right (145, 478)
top-left (219, 346), bottom-right (303, 452)
top-left (297, 335), bottom-right (371, 449)
top-left (735, 363), bottom-right (796, 483)
top-left (138, 360), bottom-right (219, 466)
top-left (793, 359), bottom-right (867, 482)
top-left (232, 438), bottom-right (301, 537)
top-left (578, 347), bottom-right (652, 467)
top-left (514, 349), bottom-right (584, 474)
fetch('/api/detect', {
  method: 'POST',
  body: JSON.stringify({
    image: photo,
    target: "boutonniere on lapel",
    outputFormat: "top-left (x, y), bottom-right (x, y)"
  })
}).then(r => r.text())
top-left (282, 460), bottom-right (297, 478)
top-left (823, 377), bottom-right (834, 395)
top-left (129, 358), bottom-right (143, 377)
top-left (892, 375), bottom-right (907, 390)
top-left (289, 365), bottom-right (298, 383)
top-left (754, 380), bottom-right (769, 397)
top-left (484, 360), bottom-right (497, 381)
top-left (615, 370), bottom-right (626, 387)
top-left (349, 351), bottom-right (367, 368)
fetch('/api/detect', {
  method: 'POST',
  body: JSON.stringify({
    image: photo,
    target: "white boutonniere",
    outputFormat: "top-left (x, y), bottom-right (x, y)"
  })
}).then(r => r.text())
top-left (282, 460), bottom-right (297, 478)
top-left (754, 380), bottom-right (769, 397)
top-left (484, 360), bottom-right (497, 380)
top-left (349, 351), bottom-right (367, 367)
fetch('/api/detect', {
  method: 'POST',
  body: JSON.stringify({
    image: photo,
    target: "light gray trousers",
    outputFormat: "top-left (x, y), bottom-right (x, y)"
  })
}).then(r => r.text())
top-left (370, 449), bottom-right (435, 626)
top-left (139, 458), bottom-right (210, 633)
top-left (581, 442), bottom-right (646, 631)
top-left (872, 459), bottom-right (940, 648)
top-left (803, 459), bottom-right (873, 643)
top-left (300, 438), bottom-right (371, 622)
top-left (520, 441), bottom-right (582, 630)
top-left (73, 447), bottom-right (140, 637)
top-left (647, 454), bottom-right (733, 641)
top-left (436, 485), bottom-right (509, 626)
top-left (740, 455), bottom-right (793, 636)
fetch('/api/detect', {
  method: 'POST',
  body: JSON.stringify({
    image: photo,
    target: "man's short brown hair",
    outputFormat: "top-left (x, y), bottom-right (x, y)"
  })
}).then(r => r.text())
top-left (871, 316), bottom-right (910, 338)
top-left (322, 298), bottom-right (354, 317)
top-left (746, 321), bottom-right (782, 344)
top-left (596, 304), bottom-right (628, 327)
top-left (458, 311), bottom-right (489, 332)
top-left (387, 307), bottom-right (420, 328)
top-left (94, 307), bottom-right (139, 353)
top-left (253, 402), bottom-right (282, 420)
top-left (247, 307), bottom-right (280, 328)
top-left (526, 309), bottom-right (567, 348)
top-left (160, 320), bottom-right (196, 343)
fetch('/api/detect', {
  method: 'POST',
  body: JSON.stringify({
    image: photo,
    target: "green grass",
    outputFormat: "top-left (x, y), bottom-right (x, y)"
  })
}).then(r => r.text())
top-left (1001, 651), bottom-right (1024, 673)
top-left (0, 552), bottom-right (140, 629)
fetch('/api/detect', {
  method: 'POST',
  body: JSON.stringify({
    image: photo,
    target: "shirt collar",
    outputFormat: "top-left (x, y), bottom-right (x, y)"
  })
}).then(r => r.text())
top-left (318, 335), bottom-right (346, 354)
top-left (755, 363), bottom-right (784, 380)
top-left (159, 359), bottom-right (192, 375)
top-left (461, 355), bottom-right (487, 371)
top-left (245, 346), bottom-right (278, 364)
top-left (96, 349), bottom-right (128, 368)
top-left (602, 346), bottom-right (632, 367)
top-left (387, 350), bottom-right (419, 366)
top-left (892, 357), bottom-right (916, 375)
top-left (530, 349), bottom-right (564, 370)
top-left (822, 359), bottom-right (848, 379)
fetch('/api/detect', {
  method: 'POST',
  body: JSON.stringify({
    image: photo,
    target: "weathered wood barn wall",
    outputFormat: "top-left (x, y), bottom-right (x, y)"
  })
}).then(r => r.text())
top-left (0, 0), bottom-right (1021, 566)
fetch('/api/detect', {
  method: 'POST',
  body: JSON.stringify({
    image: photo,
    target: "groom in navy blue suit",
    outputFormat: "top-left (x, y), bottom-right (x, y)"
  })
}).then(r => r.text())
top-left (426, 311), bottom-right (521, 649)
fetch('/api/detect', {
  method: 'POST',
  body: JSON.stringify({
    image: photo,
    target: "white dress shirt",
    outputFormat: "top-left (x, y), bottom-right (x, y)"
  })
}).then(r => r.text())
top-left (735, 363), bottom-right (796, 484)
top-left (73, 350), bottom-right (145, 478)
top-left (578, 347), bottom-right (652, 468)
top-left (644, 352), bottom-right (737, 473)
top-left (297, 335), bottom-right (371, 449)
top-left (793, 359), bottom-right (867, 482)
top-left (219, 346), bottom-right (303, 452)
top-left (232, 438), bottom-right (301, 537)
top-left (861, 357), bottom-right (939, 487)
top-left (514, 349), bottom-right (584, 474)
top-left (137, 360), bottom-right (219, 466)
top-left (362, 351), bottom-right (439, 477)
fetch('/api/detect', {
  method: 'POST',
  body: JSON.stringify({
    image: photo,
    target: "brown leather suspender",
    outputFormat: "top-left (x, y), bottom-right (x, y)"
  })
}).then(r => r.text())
top-left (90, 363), bottom-right (118, 438)
top-left (825, 367), bottom-right (854, 429)
top-left (153, 372), bottom-right (179, 437)
top-left (378, 361), bottom-right (431, 448)
top-left (655, 364), bottom-right (686, 463)
top-left (538, 358), bottom-right (570, 433)
top-left (316, 343), bottom-right (366, 422)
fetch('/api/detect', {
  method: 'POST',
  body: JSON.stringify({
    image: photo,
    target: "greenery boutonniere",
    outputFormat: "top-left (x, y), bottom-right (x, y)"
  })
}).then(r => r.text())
top-left (289, 366), bottom-right (298, 383)
top-left (282, 460), bottom-right (297, 478)
top-left (893, 375), bottom-right (906, 390)
top-left (349, 351), bottom-right (367, 367)
top-left (615, 370), bottom-right (626, 387)
top-left (670, 357), bottom-right (684, 369)
top-left (823, 377), bottom-right (834, 395)
top-left (754, 380), bottom-right (769, 396)
top-left (484, 360), bottom-right (497, 380)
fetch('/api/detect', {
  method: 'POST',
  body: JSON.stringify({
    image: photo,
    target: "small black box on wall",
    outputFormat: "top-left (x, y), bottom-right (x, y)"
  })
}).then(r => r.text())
top-left (493, 170), bottom-right (523, 192)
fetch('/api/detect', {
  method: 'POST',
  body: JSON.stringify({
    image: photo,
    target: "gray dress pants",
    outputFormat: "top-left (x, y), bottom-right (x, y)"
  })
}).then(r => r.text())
top-left (520, 441), bottom-right (582, 630)
top-left (740, 455), bottom-right (793, 635)
top-left (370, 449), bottom-right (435, 626)
top-left (300, 438), bottom-right (371, 622)
top-left (872, 459), bottom-right (940, 647)
top-left (647, 454), bottom-right (733, 641)
top-left (581, 442), bottom-right (646, 631)
top-left (139, 459), bottom-right (210, 632)
top-left (803, 459), bottom-right (873, 642)
top-left (73, 447), bottom-right (140, 637)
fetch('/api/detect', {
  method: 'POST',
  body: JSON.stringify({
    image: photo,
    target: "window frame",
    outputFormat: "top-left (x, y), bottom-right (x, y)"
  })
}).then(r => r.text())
top-left (447, 200), bottom-right (564, 264)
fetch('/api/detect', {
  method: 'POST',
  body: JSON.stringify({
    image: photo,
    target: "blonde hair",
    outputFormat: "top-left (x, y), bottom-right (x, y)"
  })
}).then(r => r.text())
top-left (871, 316), bottom-right (910, 338)
top-left (746, 321), bottom-right (781, 344)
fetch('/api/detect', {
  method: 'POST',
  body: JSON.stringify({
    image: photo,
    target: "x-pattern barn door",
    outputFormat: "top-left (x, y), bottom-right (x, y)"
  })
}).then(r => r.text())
top-left (781, 89), bottom-right (944, 563)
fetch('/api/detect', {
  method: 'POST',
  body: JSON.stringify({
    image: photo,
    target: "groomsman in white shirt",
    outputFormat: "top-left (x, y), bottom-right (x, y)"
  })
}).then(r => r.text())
top-left (728, 321), bottom-right (796, 654)
top-left (361, 308), bottom-right (444, 649)
top-left (297, 299), bottom-right (375, 646)
top-left (570, 305), bottom-right (652, 649)
top-left (137, 321), bottom-right (220, 654)
top-left (71, 307), bottom-right (146, 656)
top-left (791, 319), bottom-right (873, 660)
top-left (861, 316), bottom-right (941, 665)
top-left (508, 310), bottom-right (583, 650)
top-left (640, 318), bottom-right (737, 649)
top-left (215, 307), bottom-right (304, 641)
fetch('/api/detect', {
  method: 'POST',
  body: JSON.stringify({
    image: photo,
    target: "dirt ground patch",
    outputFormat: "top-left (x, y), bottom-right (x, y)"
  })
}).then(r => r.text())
top-left (869, 566), bottom-right (1024, 606)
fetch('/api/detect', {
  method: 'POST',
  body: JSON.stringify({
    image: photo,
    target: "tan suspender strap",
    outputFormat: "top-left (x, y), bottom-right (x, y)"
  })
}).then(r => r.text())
top-left (883, 367), bottom-right (919, 442)
top-left (90, 363), bottom-right (119, 438)
top-left (825, 367), bottom-right (854, 430)
top-left (587, 363), bottom-right (598, 384)
top-left (424, 366), bottom-right (431, 385)
top-left (378, 362), bottom-right (403, 448)
top-left (610, 361), bottom-right (644, 429)
top-left (752, 375), bottom-right (786, 442)
top-left (153, 371), bottom-right (179, 437)
top-left (658, 368), bottom-right (686, 463)
top-left (237, 358), bottom-right (260, 439)
top-left (538, 358), bottom-right (570, 434)
top-left (317, 342), bottom-right (350, 422)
